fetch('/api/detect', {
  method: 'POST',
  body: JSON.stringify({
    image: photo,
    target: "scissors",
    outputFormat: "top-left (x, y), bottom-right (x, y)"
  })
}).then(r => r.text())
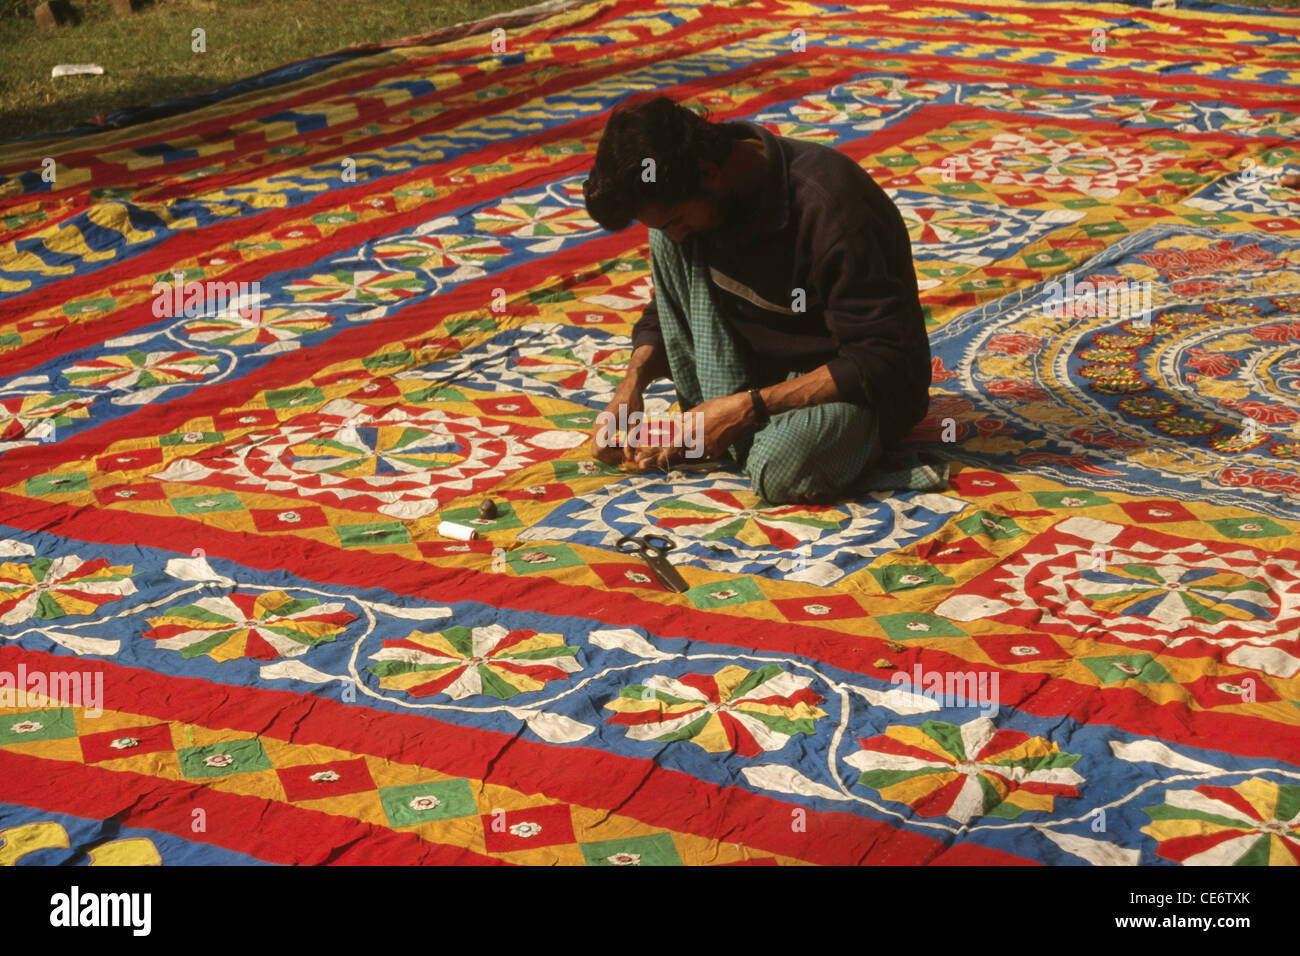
top-left (614, 533), bottom-right (690, 593)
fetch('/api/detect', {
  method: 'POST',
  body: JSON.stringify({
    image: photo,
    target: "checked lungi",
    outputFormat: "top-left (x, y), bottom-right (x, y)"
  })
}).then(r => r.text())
top-left (646, 227), bottom-right (890, 505)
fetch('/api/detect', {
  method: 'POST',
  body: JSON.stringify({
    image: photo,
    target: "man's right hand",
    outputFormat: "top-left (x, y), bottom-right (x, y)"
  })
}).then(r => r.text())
top-left (591, 343), bottom-right (668, 466)
top-left (592, 382), bottom-right (644, 466)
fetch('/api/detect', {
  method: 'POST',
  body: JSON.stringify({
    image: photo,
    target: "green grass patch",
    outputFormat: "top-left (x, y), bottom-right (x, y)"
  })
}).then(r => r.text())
top-left (0, 0), bottom-right (542, 140)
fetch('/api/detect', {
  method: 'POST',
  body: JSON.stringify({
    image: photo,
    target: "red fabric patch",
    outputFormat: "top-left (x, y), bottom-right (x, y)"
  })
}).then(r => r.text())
top-left (196, 251), bottom-right (245, 268)
top-left (948, 470), bottom-right (1018, 496)
top-left (1118, 500), bottom-right (1197, 524)
top-left (277, 757), bottom-right (376, 802)
top-left (1181, 675), bottom-right (1281, 709)
top-left (590, 561), bottom-right (669, 591)
top-left (500, 484), bottom-right (574, 503)
top-left (18, 316), bottom-right (70, 334)
top-left (93, 482), bottom-right (167, 507)
top-left (1254, 217), bottom-right (1300, 232)
top-left (79, 722), bottom-right (174, 764)
top-left (1117, 204), bottom-right (1173, 219)
top-left (271, 223), bottom-right (322, 241)
top-left (571, 311), bottom-right (621, 326)
top-left (973, 633), bottom-right (1071, 667)
top-left (95, 447), bottom-right (163, 473)
top-left (915, 537), bottom-right (993, 564)
top-left (213, 408), bottom-right (280, 431)
top-left (472, 396), bottom-right (543, 418)
top-left (481, 803), bottom-right (576, 852)
top-left (249, 506), bottom-right (331, 532)
top-left (771, 594), bottom-right (865, 621)
top-left (345, 378), bottom-right (404, 401)
top-left (416, 539), bottom-right (496, 559)
top-left (677, 672), bottom-right (720, 700)
top-left (310, 369), bottom-right (372, 388)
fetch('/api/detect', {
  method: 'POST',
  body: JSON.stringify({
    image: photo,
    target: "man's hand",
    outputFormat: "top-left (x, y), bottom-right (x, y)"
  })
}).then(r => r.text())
top-left (627, 366), bottom-right (845, 470)
top-left (630, 391), bottom-right (754, 470)
top-left (592, 343), bottom-right (669, 466)
top-left (591, 381), bottom-right (644, 466)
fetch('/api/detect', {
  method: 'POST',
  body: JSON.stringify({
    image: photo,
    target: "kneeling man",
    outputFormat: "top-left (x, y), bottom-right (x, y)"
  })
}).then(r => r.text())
top-left (582, 95), bottom-right (932, 504)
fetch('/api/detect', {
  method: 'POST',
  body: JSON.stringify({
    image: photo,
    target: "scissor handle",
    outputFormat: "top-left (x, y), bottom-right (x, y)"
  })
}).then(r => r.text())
top-left (615, 533), bottom-right (675, 556)
top-left (641, 533), bottom-right (675, 554)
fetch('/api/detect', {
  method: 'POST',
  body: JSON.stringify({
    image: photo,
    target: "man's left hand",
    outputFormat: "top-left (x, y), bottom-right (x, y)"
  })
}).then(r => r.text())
top-left (629, 391), bottom-right (755, 471)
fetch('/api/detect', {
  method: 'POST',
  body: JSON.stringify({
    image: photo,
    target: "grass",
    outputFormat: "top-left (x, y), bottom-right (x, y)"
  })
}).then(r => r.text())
top-left (0, 0), bottom-right (546, 141)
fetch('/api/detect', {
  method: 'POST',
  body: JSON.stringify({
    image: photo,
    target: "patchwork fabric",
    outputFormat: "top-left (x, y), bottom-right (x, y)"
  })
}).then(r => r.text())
top-left (2, 0), bottom-right (1300, 867)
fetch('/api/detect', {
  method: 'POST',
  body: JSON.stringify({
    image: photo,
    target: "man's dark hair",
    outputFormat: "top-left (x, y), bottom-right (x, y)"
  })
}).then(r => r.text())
top-left (582, 95), bottom-right (737, 232)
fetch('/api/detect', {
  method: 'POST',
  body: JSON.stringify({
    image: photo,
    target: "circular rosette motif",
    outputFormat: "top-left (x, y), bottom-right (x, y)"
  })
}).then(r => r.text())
top-left (838, 77), bottom-right (949, 103)
top-left (0, 393), bottom-right (91, 450)
top-left (1071, 561), bottom-right (1275, 631)
top-left (780, 92), bottom-right (890, 128)
top-left (604, 664), bottom-right (826, 757)
top-left (142, 590), bottom-right (356, 662)
top-left (511, 344), bottom-right (630, 392)
top-left (282, 269), bottom-right (423, 304)
top-left (1142, 777), bottom-right (1300, 865)
top-left (845, 718), bottom-right (1083, 823)
top-left (472, 200), bottom-right (596, 238)
top-left (170, 407), bottom-right (586, 518)
top-left (181, 307), bottom-right (332, 346)
top-left (518, 472), bottom-right (960, 586)
top-left (1092, 100), bottom-right (1198, 126)
top-left (649, 489), bottom-right (844, 550)
top-left (371, 234), bottom-right (508, 272)
top-left (285, 424), bottom-right (467, 478)
top-left (63, 350), bottom-right (219, 390)
top-left (0, 555), bottom-right (137, 626)
top-left (901, 205), bottom-right (1000, 246)
top-left (366, 624), bottom-right (581, 700)
top-left (951, 132), bottom-right (1169, 198)
top-left (975, 534), bottom-right (1294, 650)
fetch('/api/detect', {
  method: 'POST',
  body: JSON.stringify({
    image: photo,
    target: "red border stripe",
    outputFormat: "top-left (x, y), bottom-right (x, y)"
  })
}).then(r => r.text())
top-left (0, 645), bottom-right (1027, 865)
top-left (0, 747), bottom-right (503, 865)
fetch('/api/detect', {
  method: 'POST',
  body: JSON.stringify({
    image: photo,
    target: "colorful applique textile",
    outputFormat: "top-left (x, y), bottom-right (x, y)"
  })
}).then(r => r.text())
top-left (2, 0), bottom-right (1299, 866)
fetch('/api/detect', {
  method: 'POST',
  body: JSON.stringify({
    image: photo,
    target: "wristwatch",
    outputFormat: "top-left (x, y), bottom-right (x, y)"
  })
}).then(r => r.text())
top-left (748, 387), bottom-right (769, 427)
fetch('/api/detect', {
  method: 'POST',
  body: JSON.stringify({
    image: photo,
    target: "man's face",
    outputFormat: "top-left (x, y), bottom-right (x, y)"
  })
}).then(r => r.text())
top-left (636, 196), bottom-right (721, 245)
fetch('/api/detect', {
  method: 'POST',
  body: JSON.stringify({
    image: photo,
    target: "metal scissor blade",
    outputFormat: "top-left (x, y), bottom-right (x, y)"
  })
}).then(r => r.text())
top-left (642, 552), bottom-right (690, 593)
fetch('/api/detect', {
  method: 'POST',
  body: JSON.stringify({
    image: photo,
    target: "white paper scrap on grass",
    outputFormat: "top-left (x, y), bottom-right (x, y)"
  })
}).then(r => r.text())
top-left (52, 64), bottom-right (105, 77)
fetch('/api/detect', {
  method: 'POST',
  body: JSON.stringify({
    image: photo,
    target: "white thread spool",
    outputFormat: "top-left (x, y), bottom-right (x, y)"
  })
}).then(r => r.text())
top-left (438, 520), bottom-right (478, 541)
